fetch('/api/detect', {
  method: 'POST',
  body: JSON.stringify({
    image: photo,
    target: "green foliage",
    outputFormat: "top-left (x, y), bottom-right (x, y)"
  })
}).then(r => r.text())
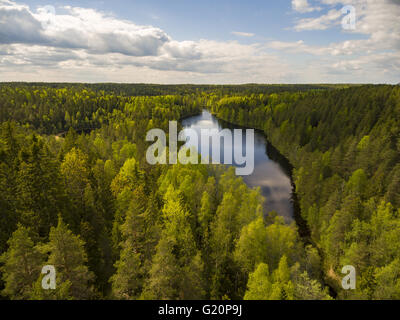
top-left (143, 185), bottom-right (204, 299)
top-left (212, 84), bottom-right (400, 300)
top-left (0, 83), bottom-right (395, 300)
top-left (0, 225), bottom-right (44, 299)
top-left (244, 263), bottom-right (272, 300)
top-left (36, 217), bottom-right (95, 300)
top-left (292, 271), bottom-right (332, 300)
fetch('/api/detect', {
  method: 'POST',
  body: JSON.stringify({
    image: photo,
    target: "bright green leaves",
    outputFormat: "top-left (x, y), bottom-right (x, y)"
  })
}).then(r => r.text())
top-left (244, 263), bottom-right (272, 300)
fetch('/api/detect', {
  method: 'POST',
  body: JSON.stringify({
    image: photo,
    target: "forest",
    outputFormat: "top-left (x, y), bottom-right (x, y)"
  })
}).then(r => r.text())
top-left (210, 84), bottom-right (400, 299)
top-left (0, 83), bottom-right (398, 300)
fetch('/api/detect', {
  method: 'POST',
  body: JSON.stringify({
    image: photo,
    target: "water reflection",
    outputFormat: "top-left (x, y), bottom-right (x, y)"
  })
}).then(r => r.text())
top-left (181, 110), bottom-right (294, 222)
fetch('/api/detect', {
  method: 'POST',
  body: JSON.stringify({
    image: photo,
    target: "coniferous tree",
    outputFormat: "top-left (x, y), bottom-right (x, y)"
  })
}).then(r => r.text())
top-left (0, 225), bottom-right (44, 299)
top-left (111, 186), bottom-right (148, 299)
top-left (36, 217), bottom-right (95, 300)
top-left (143, 186), bottom-right (204, 300)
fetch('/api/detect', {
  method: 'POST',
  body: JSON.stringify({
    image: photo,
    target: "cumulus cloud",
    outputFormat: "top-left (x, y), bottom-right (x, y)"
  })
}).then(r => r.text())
top-left (0, 1), bottom-right (171, 56)
top-left (0, 1), bottom-right (46, 44)
top-left (0, 0), bottom-right (399, 83)
top-left (274, 0), bottom-right (400, 82)
top-left (0, 0), bottom-right (293, 83)
top-left (291, 0), bottom-right (400, 56)
top-left (0, 0), bottom-right (292, 82)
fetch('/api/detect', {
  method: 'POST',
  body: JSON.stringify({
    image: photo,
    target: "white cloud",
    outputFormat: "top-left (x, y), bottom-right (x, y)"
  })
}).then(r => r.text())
top-left (290, 0), bottom-right (400, 57)
top-left (0, 0), bottom-right (293, 83)
top-left (269, 0), bottom-right (400, 83)
top-left (0, 0), bottom-right (399, 83)
top-left (231, 31), bottom-right (255, 37)
top-left (293, 9), bottom-right (342, 31)
top-left (0, 1), bottom-right (170, 56)
top-left (292, 0), bottom-right (322, 13)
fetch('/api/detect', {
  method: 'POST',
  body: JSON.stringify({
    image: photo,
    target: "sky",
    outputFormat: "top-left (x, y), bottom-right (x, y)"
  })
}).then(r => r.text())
top-left (0, 0), bottom-right (399, 84)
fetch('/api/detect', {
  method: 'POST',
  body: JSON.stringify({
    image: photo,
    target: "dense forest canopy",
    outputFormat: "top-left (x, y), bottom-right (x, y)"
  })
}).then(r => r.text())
top-left (210, 84), bottom-right (400, 299)
top-left (0, 83), bottom-right (398, 300)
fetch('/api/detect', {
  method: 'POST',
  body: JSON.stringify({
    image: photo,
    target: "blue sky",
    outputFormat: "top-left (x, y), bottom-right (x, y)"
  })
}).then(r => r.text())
top-left (20, 0), bottom-right (356, 44)
top-left (0, 0), bottom-right (399, 83)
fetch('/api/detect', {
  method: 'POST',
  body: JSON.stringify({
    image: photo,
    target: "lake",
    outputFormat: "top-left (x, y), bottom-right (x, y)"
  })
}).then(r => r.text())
top-left (181, 110), bottom-right (294, 222)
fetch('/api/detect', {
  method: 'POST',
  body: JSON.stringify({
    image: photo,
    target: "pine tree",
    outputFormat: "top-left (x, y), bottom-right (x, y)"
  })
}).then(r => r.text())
top-left (110, 246), bottom-right (142, 300)
top-left (0, 225), bottom-right (44, 299)
top-left (141, 236), bottom-right (180, 300)
top-left (36, 217), bottom-right (95, 300)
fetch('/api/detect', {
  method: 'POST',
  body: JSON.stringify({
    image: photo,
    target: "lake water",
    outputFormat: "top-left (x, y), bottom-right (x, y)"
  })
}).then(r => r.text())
top-left (181, 110), bottom-right (294, 222)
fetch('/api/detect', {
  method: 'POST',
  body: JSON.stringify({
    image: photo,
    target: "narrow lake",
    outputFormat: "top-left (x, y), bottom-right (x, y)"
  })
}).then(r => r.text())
top-left (181, 110), bottom-right (294, 222)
